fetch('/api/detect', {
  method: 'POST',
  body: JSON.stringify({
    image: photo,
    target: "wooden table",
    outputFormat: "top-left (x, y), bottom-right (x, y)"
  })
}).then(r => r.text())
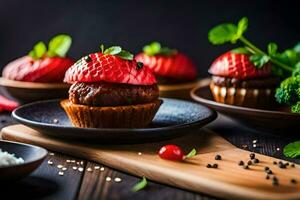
top-left (0, 112), bottom-right (299, 200)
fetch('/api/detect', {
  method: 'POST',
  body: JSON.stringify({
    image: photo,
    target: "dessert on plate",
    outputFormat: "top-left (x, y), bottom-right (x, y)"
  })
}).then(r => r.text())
top-left (2, 34), bottom-right (74, 83)
top-left (209, 51), bottom-right (279, 108)
top-left (62, 45), bottom-right (161, 128)
top-left (135, 42), bottom-right (198, 99)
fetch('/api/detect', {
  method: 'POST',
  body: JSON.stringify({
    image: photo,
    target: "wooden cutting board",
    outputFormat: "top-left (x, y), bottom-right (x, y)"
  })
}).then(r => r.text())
top-left (2, 124), bottom-right (300, 200)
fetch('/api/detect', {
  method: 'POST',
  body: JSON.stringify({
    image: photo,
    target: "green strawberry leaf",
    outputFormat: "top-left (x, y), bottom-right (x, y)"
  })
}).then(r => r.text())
top-left (233, 17), bottom-right (248, 42)
top-left (28, 41), bottom-right (47, 59)
top-left (116, 50), bottom-right (134, 60)
top-left (104, 46), bottom-right (122, 55)
top-left (268, 42), bottom-right (278, 56)
top-left (250, 54), bottom-right (270, 68)
top-left (231, 47), bottom-right (251, 54)
top-left (208, 23), bottom-right (237, 45)
top-left (283, 141), bottom-right (300, 158)
top-left (47, 34), bottom-right (72, 57)
top-left (143, 42), bottom-right (177, 56)
top-left (131, 177), bottom-right (147, 192)
top-left (185, 148), bottom-right (197, 158)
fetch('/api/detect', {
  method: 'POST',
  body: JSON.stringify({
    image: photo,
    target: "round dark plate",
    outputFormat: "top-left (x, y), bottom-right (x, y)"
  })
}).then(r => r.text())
top-left (12, 98), bottom-right (217, 144)
top-left (0, 140), bottom-right (47, 180)
top-left (190, 82), bottom-right (300, 133)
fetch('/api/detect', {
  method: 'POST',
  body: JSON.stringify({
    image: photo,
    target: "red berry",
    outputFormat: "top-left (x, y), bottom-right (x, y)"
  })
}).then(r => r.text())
top-left (0, 95), bottom-right (19, 111)
top-left (158, 145), bottom-right (184, 161)
top-left (135, 52), bottom-right (197, 81)
top-left (64, 52), bottom-right (157, 85)
top-left (209, 52), bottom-right (271, 80)
top-left (2, 56), bottom-right (74, 82)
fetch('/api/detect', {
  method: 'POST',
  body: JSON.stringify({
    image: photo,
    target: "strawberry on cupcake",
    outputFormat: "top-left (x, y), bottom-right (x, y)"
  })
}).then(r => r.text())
top-left (135, 42), bottom-right (197, 84)
top-left (62, 44), bottom-right (161, 128)
top-left (209, 50), bottom-right (279, 108)
top-left (2, 34), bottom-right (74, 82)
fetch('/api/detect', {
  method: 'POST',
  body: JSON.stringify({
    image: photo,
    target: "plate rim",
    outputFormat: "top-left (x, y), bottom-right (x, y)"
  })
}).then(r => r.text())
top-left (12, 98), bottom-right (217, 134)
top-left (190, 79), bottom-right (300, 118)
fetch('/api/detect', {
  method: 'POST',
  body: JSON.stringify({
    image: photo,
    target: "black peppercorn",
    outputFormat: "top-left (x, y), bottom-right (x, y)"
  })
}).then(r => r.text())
top-left (273, 177), bottom-right (278, 181)
top-left (247, 160), bottom-right (252, 165)
top-left (243, 165), bottom-right (249, 169)
top-left (253, 159), bottom-right (259, 164)
top-left (250, 153), bottom-right (255, 159)
top-left (215, 155), bottom-right (222, 160)
top-left (266, 175), bottom-right (270, 180)
top-left (206, 164), bottom-right (212, 168)
top-left (291, 179), bottom-right (297, 184)
top-left (279, 163), bottom-right (286, 169)
top-left (273, 161), bottom-right (277, 165)
top-left (266, 170), bottom-right (273, 174)
top-left (238, 161), bottom-right (244, 166)
top-left (272, 180), bottom-right (279, 186)
top-left (291, 163), bottom-right (295, 168)
top-left (285, 162), bottom-right (289, 166)
top-left (264, 167), bottom-right (270, 171)
top-left (212, 164), bottom-right (218, 168)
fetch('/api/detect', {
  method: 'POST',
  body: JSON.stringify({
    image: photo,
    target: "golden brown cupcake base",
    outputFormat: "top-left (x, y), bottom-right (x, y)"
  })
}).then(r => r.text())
top-left (60, 99), bottom-right (162, 128)
top-left (210, 82), bottom-right (276, 109)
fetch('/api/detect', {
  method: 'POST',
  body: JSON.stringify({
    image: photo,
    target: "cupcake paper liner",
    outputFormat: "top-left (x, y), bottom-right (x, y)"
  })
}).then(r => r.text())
top-left (60, 99), bottom-right (162, 128)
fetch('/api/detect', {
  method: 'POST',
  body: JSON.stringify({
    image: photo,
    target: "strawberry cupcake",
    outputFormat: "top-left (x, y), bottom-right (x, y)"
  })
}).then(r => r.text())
top-left (135, 42), bottom-right (198, 99)
top-left (2, 34), bottom-right (74, 83)
top-left (62, 45), bottom-right (161, 128)
top-left (209, 51), bottom-right (279, 108)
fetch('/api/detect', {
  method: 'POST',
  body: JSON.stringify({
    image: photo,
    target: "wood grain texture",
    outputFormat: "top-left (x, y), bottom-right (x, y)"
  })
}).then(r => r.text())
top-left (2, 124), bottom-right (300, 200)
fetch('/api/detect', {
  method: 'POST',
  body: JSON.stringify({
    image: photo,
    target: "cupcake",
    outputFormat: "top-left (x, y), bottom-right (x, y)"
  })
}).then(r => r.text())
top-left (209, 51), bottom-right (279, 108)
top-left (2, 34), bottom-right (74, 82)
top-left (135, 42), bottom-right (198, 99)
top-left (61, 45), bottom-right (161, 128)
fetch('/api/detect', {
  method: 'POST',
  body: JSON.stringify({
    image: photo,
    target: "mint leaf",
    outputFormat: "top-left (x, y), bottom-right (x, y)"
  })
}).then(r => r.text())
top-left (231, 47), bottom-right (251, 54)
top-left (116, 50), bottom-right (133, 60)
top-left (208, 23), bottom-right (237, 45)
top-left (292, 62), bottom-right (300, 76)
top-left (104, 46), bottom-right (122, 55)
top-left (233, 17), bottom-right (248, 41)
top-left (250, 54), bottom-right (270, 68)
top-left (28, 41), bottom-right (47, 59)
top-left (143, 42), bottom-right (161, 56)
top-left (100, 44), bottom-right (105, 53)
top-left (47, 34), bottom-right (72, 57)
top-left (131, 177), bottom-right (147, 192)
top-left (283, 141), bottom-right (300, 158)
top-left (294, 42), bottom-right (300, 53)
top-left (159, 47), bottom-right (177, 56)
top-left (268, 43), bottom-right (278, 56)
top-left (185, 148), bottom-right (197, 158)
top-left (276, 49), bottom-right (298, 67)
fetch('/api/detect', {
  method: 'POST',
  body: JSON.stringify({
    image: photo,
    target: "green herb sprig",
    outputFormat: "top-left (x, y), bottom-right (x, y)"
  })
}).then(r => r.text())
top-left (100, 44), bottom-right (133, 60)
top-left (283, 141), bottom-right (300, 158)
top-left (143, 42), bottom-right (177, 56)
top-left (185, 148), bottom-right (197, 158)
top-left (208, 17), bottom-right (300, 78)
top-left (131, 176), bottom-right (148, 192)
top-left (29, 34), bottom-right (72, 60)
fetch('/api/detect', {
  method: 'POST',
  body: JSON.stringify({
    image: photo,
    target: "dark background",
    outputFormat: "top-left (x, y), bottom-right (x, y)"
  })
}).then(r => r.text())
top-left (0, 0), bottom-right (299, 76)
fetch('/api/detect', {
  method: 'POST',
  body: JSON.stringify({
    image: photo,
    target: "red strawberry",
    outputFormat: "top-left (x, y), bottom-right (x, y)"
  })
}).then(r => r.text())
top-left (0, 95), bottom-right (19, 111)
top-left (209, 52), bottom-right (271, 80)
top-left (64, 52), bottom-right (157, 85)
top-left (135, 52), bottom-right (197, 81)
top-left (3, 56), bottom-right (74, 82)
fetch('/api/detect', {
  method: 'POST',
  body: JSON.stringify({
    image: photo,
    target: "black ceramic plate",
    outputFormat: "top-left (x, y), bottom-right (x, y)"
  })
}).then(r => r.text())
top-left (191, 83), bottom-right (300, 133)
top-left (0, 140), bottom-right (47, 180)
top-left (12, 98), bottom-right (217, 143)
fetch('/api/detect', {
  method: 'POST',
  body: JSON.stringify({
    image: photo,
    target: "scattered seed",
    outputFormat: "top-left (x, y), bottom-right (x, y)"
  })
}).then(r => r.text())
top-left (62, 167), bottom-right (67, 171)
top-left (100, 167), bottom-right (105, 171)
top-left (212, 164), bottom-right (218, 168)
top-left (47, 160), bottom-right (53, 165)
top-left (49, 152), bottom-right (55, 156)
top-left (215, 155), bottom-right (222, 160)
top-left (57, 165), bottom-right (63, 169)
top-left (238, 161), bottom-right (244, 166)
top-left (66, 160), bottom-right (71, 163)
top-left (247, 160), bottom-right (252, 165)
top-left (266, 175), bottom-right (270, 180)
top-left (264, 167), bottom-right (270, 171)
top-left (53, 119), bottom-right (59, 124)
top-left (78, 167), bottom-right (84, 172)
top-left (253, 159), bottom-right (259, 164)
top-left (206, 164), bottom-right (212, 168)
top-left (138, 152), bottom-right (142, 156)
top-left (87, 167), bottom-right (92, 172)
top-left (106, 177), bottom-right (111, 182)
top-left (250, 153), bottom-right (255, 159)
top-left (273, 161), bottom-right (277, 165)
top-left (114, 177), bottom-right (122, 182)
top-left (72, 166), bottom-right (77, 170)
top-left (243, 165), bottom-right (249, 169)
top-left (58, 171), bottom-right (64, 176)
top-left (94, 166), bottom-right (100, 170)
top-left (291, 163), bottom-right (295, 168)
top-left (291, 179), bottom-right (297, 184)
